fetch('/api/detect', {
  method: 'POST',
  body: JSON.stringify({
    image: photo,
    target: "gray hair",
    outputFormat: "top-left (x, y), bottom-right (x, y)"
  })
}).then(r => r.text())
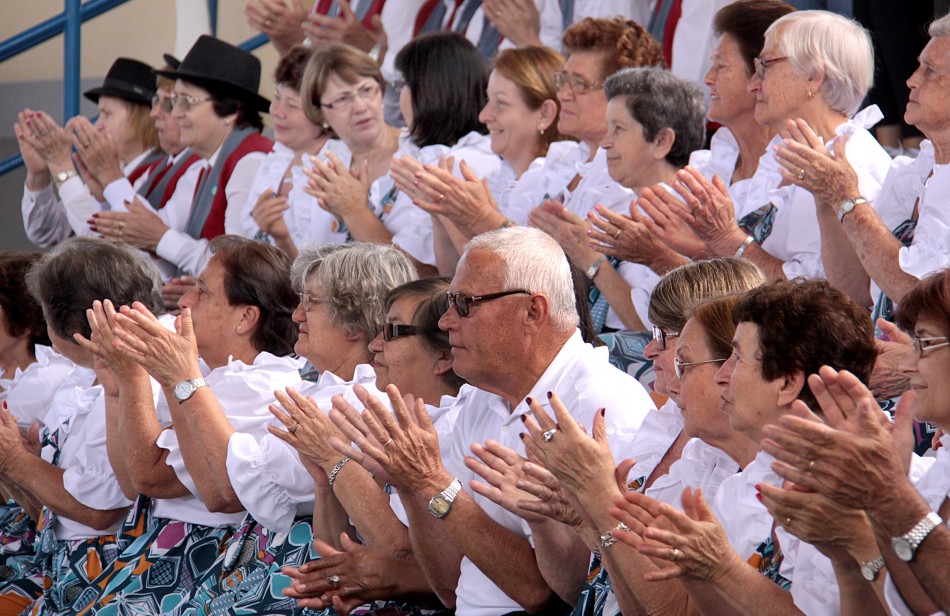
top-left (930, 13), bottom-right (950, 38)
top-left (290, 244), bottom-right (348, 292)
top-left (307, 243), bottom-right (417, 341)
top-left (648, 257), bottom-right (766, 332)
top-left (464, 227), bottom-right (578, 332)
top-left (26, 237), bottom-right (164, 341)
top-left (767, 11), bottom-right (874, 117)
top-left (604, 67), bottom-right (706, 168)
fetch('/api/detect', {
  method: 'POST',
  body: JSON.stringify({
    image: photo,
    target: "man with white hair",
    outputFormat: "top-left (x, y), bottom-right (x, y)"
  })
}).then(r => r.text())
top-left (778, 13), bottom-right (950, 317)
top-left (333, 226), bottom-right (654, 615)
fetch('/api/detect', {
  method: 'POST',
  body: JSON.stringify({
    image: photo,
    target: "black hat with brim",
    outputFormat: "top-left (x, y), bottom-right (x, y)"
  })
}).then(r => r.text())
top-left (84, 57), bottom-right (156, 106)
top-left (155, 35), bottom-right (270, 112)
top-left (162, 53), bottom-right (181, 70)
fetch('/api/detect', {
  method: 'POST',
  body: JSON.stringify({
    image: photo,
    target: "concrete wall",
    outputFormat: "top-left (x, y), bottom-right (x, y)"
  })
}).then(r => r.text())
top-left (0, 0), bottom-right (284, 251)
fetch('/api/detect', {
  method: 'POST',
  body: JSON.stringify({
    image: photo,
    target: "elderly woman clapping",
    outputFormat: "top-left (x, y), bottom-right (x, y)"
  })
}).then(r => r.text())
top-left (643, 10), bottom-right (892, 283)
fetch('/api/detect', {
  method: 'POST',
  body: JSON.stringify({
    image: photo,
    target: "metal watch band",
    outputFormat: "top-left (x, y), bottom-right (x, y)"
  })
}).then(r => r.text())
top-left (586, 254), bottom-right (607, 280)
top-left (859, 555), bottom-right (886, 581)
top-left (892, 511), bottom-right (942, 562)
top-left (734, 235), bottom-right (755, 258)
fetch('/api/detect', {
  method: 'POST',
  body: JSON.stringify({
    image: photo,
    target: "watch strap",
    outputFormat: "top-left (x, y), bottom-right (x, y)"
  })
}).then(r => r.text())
top-left (586, 254), bottom-right (607, 280)
top-left (859, 555), bottom-right (885, 581)
top-left (174, 377), bottom-right (208, 403)
top-left (54, 169), bottom-right (78, 185)
top-left (892, 511), bottom-right (942, 561)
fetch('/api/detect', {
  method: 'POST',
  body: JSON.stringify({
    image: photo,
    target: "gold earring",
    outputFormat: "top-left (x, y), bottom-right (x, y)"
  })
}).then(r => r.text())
top-left (806, 88), bottom-right (813, 99)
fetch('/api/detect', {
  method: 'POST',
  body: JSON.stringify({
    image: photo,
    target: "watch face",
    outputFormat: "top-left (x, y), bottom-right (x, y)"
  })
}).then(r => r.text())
top-left (893, 538), bottom-right (913, 562)
top-left (175, 381), bottom-right (194, 401)
top-left (860, 563), bottom-right (876, 581)
top-left (429, 496), bottom-right (450, 517)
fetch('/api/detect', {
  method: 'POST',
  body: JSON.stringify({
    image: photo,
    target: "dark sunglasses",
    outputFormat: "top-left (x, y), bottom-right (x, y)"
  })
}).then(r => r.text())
top-left (383, 322), bottom-right (418, 341)
top-left (444, 289), bottom-right (531, 317)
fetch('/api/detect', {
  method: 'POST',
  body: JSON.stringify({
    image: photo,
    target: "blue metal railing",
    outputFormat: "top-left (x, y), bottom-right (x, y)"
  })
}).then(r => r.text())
top-left (0, 0), bottom-right (270, 178)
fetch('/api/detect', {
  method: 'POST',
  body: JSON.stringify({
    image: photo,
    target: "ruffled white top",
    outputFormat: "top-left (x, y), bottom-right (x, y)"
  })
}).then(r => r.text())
top-left (0, 345), bottom-right (79, 428)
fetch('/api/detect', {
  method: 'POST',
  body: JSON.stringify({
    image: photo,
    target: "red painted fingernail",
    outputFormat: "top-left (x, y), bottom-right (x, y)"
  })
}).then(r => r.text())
top-left (755, 493), bottom-right (762, 502)
top-left (519, 432), bottom-right (525, 440)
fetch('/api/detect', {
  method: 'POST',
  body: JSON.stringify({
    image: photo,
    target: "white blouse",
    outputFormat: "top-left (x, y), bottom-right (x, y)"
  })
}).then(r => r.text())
top-left (646, 437), bottom-right (739, 510)
top-left (153, 352), bottom-right (302, 527)
top-left (622, 398), bottom-right (685, 488)
top-left (0, 345), bottom-right (79, 429)
top-left (225, 363), bottom-right (378, 533)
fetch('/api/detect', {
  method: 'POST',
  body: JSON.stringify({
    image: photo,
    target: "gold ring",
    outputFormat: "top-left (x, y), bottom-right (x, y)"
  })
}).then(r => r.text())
top-left (613, 228), bottom-right (622, 240)
top-left (290, 422), bottom-right (299, 435)
top-left (798, 168), bottom-right (806, 181)
top-left (439, 193), bottom-right (445, 204)
top-left (672, 548), bottom-right (681, 561)
top-left (806, 459), bottom-right (815, 472)
top-left (265, 19), bottom-right (272, 27)
top-left (785, 516), bottom-right (792, 527)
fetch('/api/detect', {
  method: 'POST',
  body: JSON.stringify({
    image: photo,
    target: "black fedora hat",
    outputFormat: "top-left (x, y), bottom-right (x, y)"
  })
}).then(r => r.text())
top-left (162, 53), bottom-right (181, 70)
top-left (84, 58), bottom-right (156, 106)
top-left (156, 35), bottom-right (270, 112)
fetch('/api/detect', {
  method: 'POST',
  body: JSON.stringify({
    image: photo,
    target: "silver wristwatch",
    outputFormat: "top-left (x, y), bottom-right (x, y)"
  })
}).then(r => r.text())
top-left (837, 196), bottom-right (867, 222)
top-left (54, 169), bottom-right (78, 185)
top-left (859, 555), bottom-right (886, 581)
top-left (428, 478), bottom-right (462, 518)
top-left (173, 378), bottom-right (208, 404)
top-left (586, 255), bottom-right (607, 280)
top-left (892, 511), bottom-right (942, 562)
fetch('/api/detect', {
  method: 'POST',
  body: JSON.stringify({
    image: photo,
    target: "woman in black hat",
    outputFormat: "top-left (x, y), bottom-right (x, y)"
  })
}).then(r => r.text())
top-left (85, 35), bottom-right (275, 278)
top-left (17, 57), bottom-right (162, 248)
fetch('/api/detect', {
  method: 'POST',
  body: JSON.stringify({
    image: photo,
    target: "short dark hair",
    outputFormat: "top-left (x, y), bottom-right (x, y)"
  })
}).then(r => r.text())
top-left (275, 45), bottom-right (313, 91)
top-left (562, 16), bottom-right (665, 80)
top-left (714, 0), bottom-right (797, 75)
top-left (26, 237), bottom-right (164, 341)
top-left (210, 94), bottom-right (264, 131)
top-left (385, 277), bottom-right (466, 391)
top-left (732, 279), bottom-right (877, 410)
top-left (896, 268), bottom-right (950, 340)
top-left (604, 67), bottom-right (707, 168)
top-left (0, 252), bottom-right (51, 354)
top-left (395, 32), bottom-right (488, 148)
top-left (209, 236), bottom-right (296, 357)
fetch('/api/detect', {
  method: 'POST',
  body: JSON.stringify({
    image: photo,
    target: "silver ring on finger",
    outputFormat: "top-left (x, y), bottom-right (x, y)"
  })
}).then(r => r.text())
top-left (383, 437), bottom-right (394, 447)
top-left (672, 548), bottom-right (682, 561)
top-left (328, 574), bottom-right (340, 588)
top-left (290, 422), bottom-right (300, 435)
top-left (785, 516), bottom-right (792, 528)
top-left (798, 168), bottom-right (806, 181)
top-left (439, 193), bottom-right (445, 204)
top-left (806, 459), bottom-right (815, 472)
top-left (542, 428), bottom-right (558, 442)
top-left (265, 18), bottom-right (272, 27)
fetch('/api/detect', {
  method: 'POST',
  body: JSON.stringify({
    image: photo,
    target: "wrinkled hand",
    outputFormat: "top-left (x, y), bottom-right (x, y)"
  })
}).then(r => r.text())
top-left (17, 109), bottom-right (72, 169)
top-left (13, 111), bottom-right (49, 176)
top-left (111, 302), bottom-right (200, 388)
top-left (90, 198), bottom-right (169, 251)
top-left (529, 201), bottom-right (601, 266)
top-left (269, 386), bottom-right (347, 470)
top-left (482, 0), bottom-right (541, 46)
top-left (405, 157), bottom-right (503, 235)
top-left (635, 487), bottom-right (744, 582)
top-left (587, 202), bottom-right (676, 270)
top-left (245, 0), bottom-right (307, 53)
top-left (669, 167), bottom-right (747, 257)
top-left (302, 0), bottom-right (384, 53)
top-left (467, 439), bottom-right (549, 523)
top-left (304, 151), bottom-right (370, 219)
top-left (284, 535), bottom-right (401, 612)
top-left (774, 118), bottom-right (860, 208)
top-left (636, 186), bottom-right (710, 258)
top-left (67, 116), bottom-right (123, 186)
top-left (0, 404), bottom-right (28, 473)
top-left (74, 300), bottom-right (147, 395)
top-left (73, 154), bottom-right (106, 202)
top-left (162, 277), bottom-right (195, 314)
top-left (758, 481), bottom-right (874, 562)
top-left (252, 190), bottom-right (291, 240)
top-left (521, 392), bottom-right (618, 500)
top-left (870, 318), bottom-right (913, 400)
top-left (329, 384), bottom-right (447, 493)
top-left (760, 366), bottom-right (914, 510)
top-left (517, 461), bottom-right (586, 528)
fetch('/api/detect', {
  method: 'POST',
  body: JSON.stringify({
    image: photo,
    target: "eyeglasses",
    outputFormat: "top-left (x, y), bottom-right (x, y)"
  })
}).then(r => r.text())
top-left (171, 93), bottom-right (213, 111)
top-left (445, 289), bottom-right (531, 317)
top-left (674, 357), bottom-right (727, 380)
top-left (652, 325), bottom-right (681, 351)
top-left (298, 292), bottom-right (321, 312)
top-left (383, 322), bottom-right (418, 341)
top-left (321, 82), bottom-right (381, 111)
top-left (151, 93), bottom-right (174, 113)
top-left (753, 56), bottom-right (789, 80)
top-left (913, 335), bottom-right (950, 357)
top-left (554, 71), bottom-right (604, 95)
